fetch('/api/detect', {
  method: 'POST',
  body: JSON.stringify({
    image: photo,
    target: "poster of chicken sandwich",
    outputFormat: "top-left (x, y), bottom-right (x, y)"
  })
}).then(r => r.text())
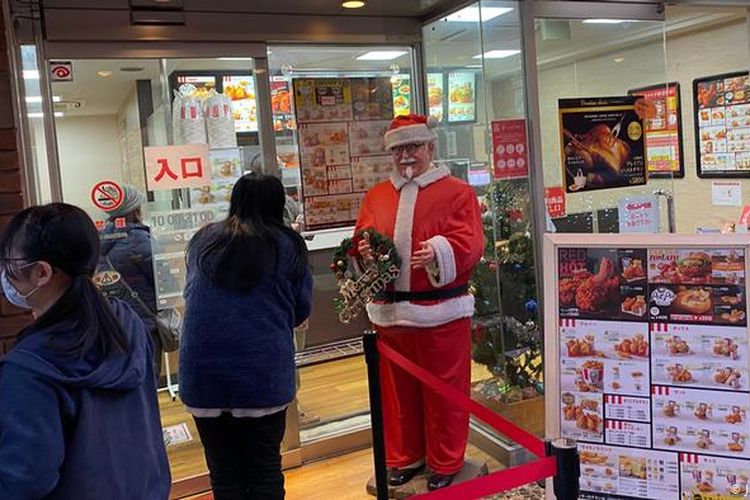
top-left (559, 96), bottom-right (648, 194)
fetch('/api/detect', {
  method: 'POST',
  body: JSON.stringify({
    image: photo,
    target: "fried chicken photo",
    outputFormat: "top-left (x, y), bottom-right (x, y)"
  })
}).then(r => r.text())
top-left (564, 124), bottom-right (632, 174)
top-left (575, 258), bottom-right (619, 312)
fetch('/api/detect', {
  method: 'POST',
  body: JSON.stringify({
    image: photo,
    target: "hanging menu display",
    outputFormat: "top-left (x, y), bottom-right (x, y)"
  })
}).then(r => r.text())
top-left (427, 73), bottom-right (445, 123)
top-left (555, 242), bottom-right (750, 499)
top-left (559, 96), bottom-right (647, 194)
top-left (270, 77), bottom-right (294, 132)
top-left (293, 78), bottom-right (394, 231)
top-left (694, 71), bottom-right (750, 177)
top-left (629, 83), bottom-right (685, 178)
top-left (447, 71), bottom-right (476, 123)
top-left (391, 75), bottom-right (411, 118)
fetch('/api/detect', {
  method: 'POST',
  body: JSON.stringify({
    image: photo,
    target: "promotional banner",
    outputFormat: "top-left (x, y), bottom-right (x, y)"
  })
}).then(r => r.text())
top-left (629, 83), bottom-right (684, 178)
top-left (559, 96), bottom-right (647, 194)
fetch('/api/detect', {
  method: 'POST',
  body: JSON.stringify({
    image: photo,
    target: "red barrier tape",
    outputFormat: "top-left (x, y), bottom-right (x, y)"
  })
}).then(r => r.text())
top-left (413, 456), bottom-right (557, 500)
top-left (378, 340), bottom-right (547, 458)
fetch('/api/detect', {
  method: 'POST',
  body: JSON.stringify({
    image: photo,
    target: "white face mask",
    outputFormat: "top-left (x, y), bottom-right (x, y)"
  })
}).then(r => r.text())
top-left (1, 268), bottom-right (39, 310)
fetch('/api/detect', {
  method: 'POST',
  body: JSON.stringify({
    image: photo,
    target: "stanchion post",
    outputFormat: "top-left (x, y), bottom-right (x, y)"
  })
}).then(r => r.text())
top-left (546, 438), bottom-right (580, 500)
top-left (364, 330), bottom-right (389, 500)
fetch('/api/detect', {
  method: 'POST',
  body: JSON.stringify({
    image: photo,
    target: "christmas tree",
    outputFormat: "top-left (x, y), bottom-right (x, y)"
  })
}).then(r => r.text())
top-left (471, 179), bottom-right (543, 404)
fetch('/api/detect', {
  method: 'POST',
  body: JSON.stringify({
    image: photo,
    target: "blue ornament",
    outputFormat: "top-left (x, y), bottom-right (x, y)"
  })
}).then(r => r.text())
top-left (525, 299), bottom-right (538, 312)
top-left (513, 263), bottom-right (523, 271)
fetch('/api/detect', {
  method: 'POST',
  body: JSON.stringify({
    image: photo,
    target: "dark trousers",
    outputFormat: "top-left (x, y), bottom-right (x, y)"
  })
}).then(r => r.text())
top-left (194, 409), bottom-right (287, 500)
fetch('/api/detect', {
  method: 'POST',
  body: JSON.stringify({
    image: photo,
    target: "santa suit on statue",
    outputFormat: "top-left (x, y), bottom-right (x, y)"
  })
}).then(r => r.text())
top-left (354, 114), bottom-right (483, 490)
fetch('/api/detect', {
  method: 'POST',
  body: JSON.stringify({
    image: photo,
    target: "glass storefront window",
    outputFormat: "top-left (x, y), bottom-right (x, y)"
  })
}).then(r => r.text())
top-left (424, 1), bottom-right (545, 444)
top-left (267, 44), bottom-right (416, 444)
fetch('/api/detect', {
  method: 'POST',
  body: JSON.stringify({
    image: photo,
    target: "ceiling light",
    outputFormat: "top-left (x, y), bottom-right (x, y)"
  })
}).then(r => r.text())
top-left (97, 70), bottom-right (113, 77)
top-left (472, 50), bottom-right (521, 60)
top-left (614, 57), bottom-right (625, 63)
top-left (465, 64), bottom-right (483, 69)
top-left (22, 70), bottom-right (39, 80)
top-left (445, 6), bottom-right (512, 22)
top-left (218, 57), bottom-right (255, 61)
top-left (582, 19), bottom-right (629, 24)
top-left (26, 112), bottom-right (64, 118)
top-left (356, 51), bottom-right (407, 61)
top-left (342, 0), bottom-right (366, 8)
top-left (25, 95), bottom-right (62, 103)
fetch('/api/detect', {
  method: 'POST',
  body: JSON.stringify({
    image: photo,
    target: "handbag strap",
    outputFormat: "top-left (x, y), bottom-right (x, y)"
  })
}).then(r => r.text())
top-left (105, 255), bottom-right (157, 320)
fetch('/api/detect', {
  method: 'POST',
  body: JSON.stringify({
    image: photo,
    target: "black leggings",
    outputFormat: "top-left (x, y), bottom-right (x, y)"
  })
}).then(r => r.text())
top-left (194, 410), bottom-right (287, 500)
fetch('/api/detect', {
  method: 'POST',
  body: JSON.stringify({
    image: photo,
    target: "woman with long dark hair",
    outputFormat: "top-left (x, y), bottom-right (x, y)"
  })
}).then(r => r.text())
top-left (0, 203), bottom-right (170, 499)
top-left (180, 173), bottom-right (312, 500)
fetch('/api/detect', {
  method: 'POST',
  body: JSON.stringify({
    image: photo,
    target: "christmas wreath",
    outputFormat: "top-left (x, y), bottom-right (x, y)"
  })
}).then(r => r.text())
top-left (330, 228), bottom-right (402, 281)
top-left (330, 228), bottom-right (402, 324)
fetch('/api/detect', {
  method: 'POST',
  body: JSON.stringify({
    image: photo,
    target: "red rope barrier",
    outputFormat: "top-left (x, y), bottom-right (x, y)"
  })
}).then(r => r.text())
top-left (413, 456), bottom-right (557, 500)
top-left (377, 340), bottom-right (547, 458)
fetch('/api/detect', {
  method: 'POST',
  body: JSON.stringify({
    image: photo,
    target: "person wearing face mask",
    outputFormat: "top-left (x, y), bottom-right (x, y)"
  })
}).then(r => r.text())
top-left (353, 114), bottom-right (483, 491)
top-left (0, 203), bottom-right (170, 499)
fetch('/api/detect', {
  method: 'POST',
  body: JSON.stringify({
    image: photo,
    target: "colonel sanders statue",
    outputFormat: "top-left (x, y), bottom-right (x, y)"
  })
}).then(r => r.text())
top-left (355, 114), bottom-right (483, 490)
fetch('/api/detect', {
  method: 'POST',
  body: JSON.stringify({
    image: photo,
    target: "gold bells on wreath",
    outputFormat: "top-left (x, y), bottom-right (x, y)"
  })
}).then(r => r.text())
top-left (330, 228), bottom-right (402, 324)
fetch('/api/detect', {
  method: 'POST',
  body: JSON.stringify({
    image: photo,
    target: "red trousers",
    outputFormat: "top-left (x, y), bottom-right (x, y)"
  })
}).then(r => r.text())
top-left (377, 318), bottom-right (471, 475)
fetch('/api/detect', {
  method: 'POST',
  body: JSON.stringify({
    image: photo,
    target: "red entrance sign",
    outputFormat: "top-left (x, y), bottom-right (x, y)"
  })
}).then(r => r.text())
top-left (492, 119), bottom-right (529, 180)
top-left (144, 144), bottom-right (211, 191)
top-left (545, 186), bottom-right (566, 218)
top-left (90, 180), bottom-right (124, 212)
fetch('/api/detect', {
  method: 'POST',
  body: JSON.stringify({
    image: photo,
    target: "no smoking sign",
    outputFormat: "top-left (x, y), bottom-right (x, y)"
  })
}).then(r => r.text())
top-left (91, 181), bottom-right (123, 212)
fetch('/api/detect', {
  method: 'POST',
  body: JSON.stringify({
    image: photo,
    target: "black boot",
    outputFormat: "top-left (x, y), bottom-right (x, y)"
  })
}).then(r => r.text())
top-left (427, 473), bottom-right (456, 491)
top-left (388, 465), bottom-right (424, 486)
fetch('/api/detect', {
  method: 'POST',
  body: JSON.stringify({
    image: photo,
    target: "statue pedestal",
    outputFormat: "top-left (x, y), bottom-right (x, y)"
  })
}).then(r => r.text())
top-left (366, 459), bottom-right (488, 499)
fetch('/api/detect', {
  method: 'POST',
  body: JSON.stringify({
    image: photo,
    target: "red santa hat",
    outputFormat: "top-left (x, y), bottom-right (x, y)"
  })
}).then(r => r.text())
top-left (384, 114), bottom-right (438, 151)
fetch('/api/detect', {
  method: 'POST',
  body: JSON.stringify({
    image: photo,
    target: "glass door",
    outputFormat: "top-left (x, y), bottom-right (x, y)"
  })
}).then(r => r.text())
top-left (43, 54), bottom-right (284, 496)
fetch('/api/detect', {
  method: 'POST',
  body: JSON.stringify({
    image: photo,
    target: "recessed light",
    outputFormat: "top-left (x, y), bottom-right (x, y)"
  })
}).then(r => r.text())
top-left (582, 19), bottom-right (629, 24)
top-left (356, 51), bottom-right (407, 61)
top-left (217, 57), bottom-right (255, 61)
top-left (342, 0), bottom-right (365, 8)
top-left (465, 64), bottom-right (483, 69)
top-left (97, 70), bottom-right (113, 77)
top-left (445, 6), bottom-right (513, 22)
top-left (614, 57), bottom-right (625, 63)
top-left (472, 50), bottom-right (521, 60)
top-left (22, 70), bottom-right (39, 80)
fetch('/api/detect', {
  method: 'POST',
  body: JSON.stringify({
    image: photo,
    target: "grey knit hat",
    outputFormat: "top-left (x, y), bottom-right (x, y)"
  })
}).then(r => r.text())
top-left (106, 184), bottom-right (145, 218)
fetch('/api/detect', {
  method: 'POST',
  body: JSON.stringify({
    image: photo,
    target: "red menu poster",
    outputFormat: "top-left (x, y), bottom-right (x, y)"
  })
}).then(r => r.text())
top-left (629, 83), bottom-right (685, 178)
top-left (492, 119), bottom-right (529, 180)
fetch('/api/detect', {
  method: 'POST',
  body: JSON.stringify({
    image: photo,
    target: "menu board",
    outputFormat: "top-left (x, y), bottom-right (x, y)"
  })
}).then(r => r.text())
top-left (293, 78), bottom-right (395, 231)
top-left (556, 243), bottom-right (750, 499)
top-left (174, 75), bottom-right (217, 98)
top-left (427, 73), bottom-right (445, 123)
top-left (629, 83), bottom-right (685, 178)
top-left (694, 72), bottom-right (750, 177)
top-left (447, 72), bottom-right (476, 123)
top-left (189, 148), bottom-right (242, 215)
top-left (391, 75), bottom-right (411, 117)
top-left (222, 75), bottom-right (257, 133)
top-left (559, 97), bottom-right (647, 194)
top-left (271, 77), bottom-right (294, 132)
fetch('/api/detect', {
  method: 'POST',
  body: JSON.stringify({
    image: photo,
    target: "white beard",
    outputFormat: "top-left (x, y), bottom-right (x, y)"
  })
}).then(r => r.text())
top-left (405, 166), bottom-right (414, 180)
